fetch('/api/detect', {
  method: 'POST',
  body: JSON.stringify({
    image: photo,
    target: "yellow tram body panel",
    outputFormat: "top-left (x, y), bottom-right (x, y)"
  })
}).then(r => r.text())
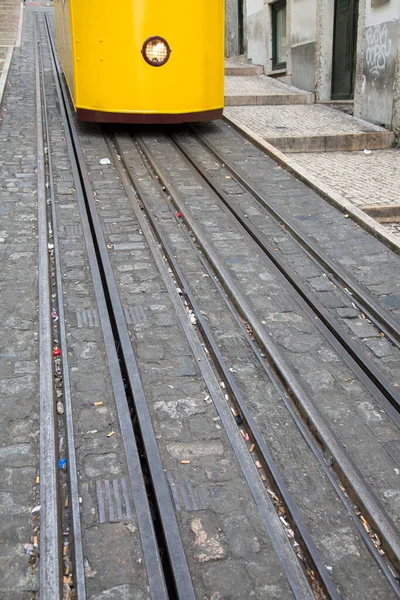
top-left (53, 0), bottom-right (224, 123)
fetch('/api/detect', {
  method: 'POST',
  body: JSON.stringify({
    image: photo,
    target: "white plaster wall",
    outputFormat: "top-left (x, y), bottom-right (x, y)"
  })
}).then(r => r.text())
top-left (315, 0), bottom-right (335, 100)
top-left (366, 1), bottom-right (400, 27)
top-left (357, 1), bottom-right (400, 125)
top-left (246, 0), bottom-right (267, 65)
top-left (225, 0), bottom-right (239, 56)
top-left (291, 0), bottom-right (317, 46)
top-left (291, 0), bottom-right (317, 90)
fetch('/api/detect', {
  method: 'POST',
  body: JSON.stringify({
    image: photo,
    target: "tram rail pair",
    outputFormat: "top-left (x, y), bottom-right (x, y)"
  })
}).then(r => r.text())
top-left (36, 11), bottom-right (400, 600)
top-left (111, 129), bottom-right (400, 594)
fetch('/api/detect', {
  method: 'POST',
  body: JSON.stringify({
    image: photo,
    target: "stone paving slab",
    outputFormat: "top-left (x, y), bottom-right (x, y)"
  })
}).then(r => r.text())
top-left (224, 105), bottom-right (394, 152)
top-left (0, 0), bottom-right (23, 103)
top-left (0, 0), bottom-right (21, 47)
top-left (293, 149), bottom-right (400, 218)
top-left (225, 57), bottom-right (264, 76)
top-left (0, 9), bottom-right (40, 597)
top-left (224, 110), bottom-right (400, 248)
top-left (225, 75), bottom-right (314, 106)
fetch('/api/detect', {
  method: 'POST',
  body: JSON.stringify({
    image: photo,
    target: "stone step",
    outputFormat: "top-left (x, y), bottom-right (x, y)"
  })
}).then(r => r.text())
top-left (223, 104), bottom-right (394, 152)
top-left (225, 75), bottom-right (314, 106)
top-left (362, 204), bottom-right (400, 223)
top-left (224, 57), bottom-right (264, 76)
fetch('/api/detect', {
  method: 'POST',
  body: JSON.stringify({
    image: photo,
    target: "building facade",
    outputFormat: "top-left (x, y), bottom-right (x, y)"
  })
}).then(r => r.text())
top-left (226, 0), bottom-right (400, 135)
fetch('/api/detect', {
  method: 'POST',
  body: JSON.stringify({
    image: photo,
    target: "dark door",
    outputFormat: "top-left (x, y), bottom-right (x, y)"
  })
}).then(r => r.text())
top-left (331, 0), bottom-right (358, 99)
top-left (238, 0), bottom-right (245, 55)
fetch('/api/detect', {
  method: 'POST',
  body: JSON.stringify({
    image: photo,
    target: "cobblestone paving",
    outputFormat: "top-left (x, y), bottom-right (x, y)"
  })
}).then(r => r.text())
top-left (203, 121), bottom-right (400, 316)
top-left (38, 12), bottom-right (151, 597)
top-left (191, 123), bottom-right (400, 378)
top-left (224, 104), bottom-right (393, 152)
top-left (293, 149), bottom-right (400, 208)
top-left (224, 75), bottom-right (399, 239)
top-left (0, 0), bottom-right (20, 46)
top-left (225, 105), bottom-right (390, 137)
top-left (0, 0), bottom-right (21, 87)
top-left (147, 127), bottom-right (400, 533)
top-left (224, 57), bottom-right (263, 76)
top-left (225, 75), bottom-right (313, 99)
top-left (75, 124), bottom-right (298, 600)
top-left (115, 131), bottom-right (398, 600)
top-left (0, 11), bottom-right (39, 598)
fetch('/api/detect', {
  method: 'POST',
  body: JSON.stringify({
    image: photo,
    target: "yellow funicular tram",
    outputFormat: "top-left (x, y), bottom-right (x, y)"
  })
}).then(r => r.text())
top-left (53, 0), bottom-right (224, 124)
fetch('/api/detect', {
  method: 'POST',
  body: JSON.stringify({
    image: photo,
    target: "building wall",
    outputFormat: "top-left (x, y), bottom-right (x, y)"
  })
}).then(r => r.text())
top-left (393, 21), bottom-right (400, 136)
top-left (315, 0), bottom-right (335, 101)
top-left (356, 2), bottom-right (400, 126)
top-left (245, 0), bottom-right (316, 88)
top-left (247, 0), bottom-right (268, 65)
top-left (233, 0), bottom-right (400, 131)
top-left (291, 0), bottom-right (318, 91)
top-left (225, 0), bottom-right (240, 56)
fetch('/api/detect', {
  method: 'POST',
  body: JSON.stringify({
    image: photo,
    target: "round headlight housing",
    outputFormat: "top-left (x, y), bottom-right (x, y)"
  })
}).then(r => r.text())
top-left (141, 37), bottom-right (171, 67)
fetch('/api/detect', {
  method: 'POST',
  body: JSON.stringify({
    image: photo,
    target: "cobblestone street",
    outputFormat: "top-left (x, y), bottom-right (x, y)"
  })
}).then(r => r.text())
top-left (293, 149), bottom-right (400, 209)
top-left (1, 2), bottom-right (400, 599)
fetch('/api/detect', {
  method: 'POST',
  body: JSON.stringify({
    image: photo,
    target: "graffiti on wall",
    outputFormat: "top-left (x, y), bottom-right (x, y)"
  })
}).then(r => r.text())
top-left (365, 23), bottom-right (392, 77)
top-left (361, 19), bottom-right (398, 125)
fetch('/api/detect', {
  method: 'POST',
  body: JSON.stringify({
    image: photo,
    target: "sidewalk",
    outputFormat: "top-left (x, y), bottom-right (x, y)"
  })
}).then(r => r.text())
top-left (224, 58), bottom-right (400, 248)
top-left (0, 0), bottom-right (23, 106)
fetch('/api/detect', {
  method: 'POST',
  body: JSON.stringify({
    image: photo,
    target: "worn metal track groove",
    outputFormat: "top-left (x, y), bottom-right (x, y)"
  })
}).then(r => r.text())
top-left (114, 130), bottom-right (400, 596)
top-left (36, 18), bottom-right (62, 600)
top-left (135, 133), bottom-right (400, 573)
top-left (172, 133), bottom-right (400, 423)
top-left (44, 15), bottom-right (174, 599)
top-left (107, 131), bottom-right (321, 600)
top-left (37, 14), bottom-right (86, 599)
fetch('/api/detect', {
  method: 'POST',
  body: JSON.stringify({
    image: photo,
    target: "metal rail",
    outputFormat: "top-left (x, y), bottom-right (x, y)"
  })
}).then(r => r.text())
top-left (171, 133), bottom-right (400, 424)
top-left (38, 14), bottom-right (400, 596)
top-left (134, 133), bottom-right (400, 572)
top-left (107, 130), bottom-right (322, 600)
top-left (161, 179), bottom-right (400, 595)
top-left (37, 14), bottom-right (86, 599)
top-left (191, 127), bottom-right (400, 347)
top-left (43, 14), bottom-right (195, 600)
top-left (115, 131), bottom-right (400, 597)
top-left (35, 18), bottom-right (62, 600)
top-left (44, 15), bottom-right (173, 600)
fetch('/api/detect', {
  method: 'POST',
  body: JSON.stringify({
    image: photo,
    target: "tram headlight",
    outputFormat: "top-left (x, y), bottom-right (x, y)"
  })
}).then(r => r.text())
top-left (141, 37), bottom-right (171, 66)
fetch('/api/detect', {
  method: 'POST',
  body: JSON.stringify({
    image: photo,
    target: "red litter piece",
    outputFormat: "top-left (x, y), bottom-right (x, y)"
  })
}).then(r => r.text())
top-left (53, 347), bottom-right (61, 357)
top-left (176, 212), bottom-right (182, 218)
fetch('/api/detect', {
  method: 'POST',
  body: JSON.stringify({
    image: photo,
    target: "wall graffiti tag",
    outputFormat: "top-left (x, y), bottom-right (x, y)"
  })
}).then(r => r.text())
top-left (365, 23), bottom-right (392, 76)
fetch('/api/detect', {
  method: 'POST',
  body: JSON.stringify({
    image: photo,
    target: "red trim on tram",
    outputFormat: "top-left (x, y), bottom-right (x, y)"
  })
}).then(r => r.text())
top-left (76, 108), bottom-right (223, 124)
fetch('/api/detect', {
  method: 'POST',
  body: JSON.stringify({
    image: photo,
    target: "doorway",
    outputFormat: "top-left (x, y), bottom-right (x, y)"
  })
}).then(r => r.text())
top-left (238, 0), bottom-right (245, 55)
top-left (331, 0), bottom-right (358, 99)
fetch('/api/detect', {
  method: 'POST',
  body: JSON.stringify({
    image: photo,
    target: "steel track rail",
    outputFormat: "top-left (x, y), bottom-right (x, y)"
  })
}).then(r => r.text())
top-left (35, 17), bottom-right (62, 600)
top-left (171, 134), bottom-right (400, 424)
top-left (44, 16), bottom-right (195, 600)
top-left (200, 125), bottom-right (400, 341)
top-left (169, 192), bottom-right (400, 595)
top-left (109, 130), bottom-right (342, 600)
top-left (44, 16), bottom-right (172, 600)
top-left (106, 130), bottom-right (319, 600)
top-left (135, 133), bottom-right (400, 572)
top-left (114, 131), bottom-right (400, 596)
top-left (37, 15), bottom-right (86, 598)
